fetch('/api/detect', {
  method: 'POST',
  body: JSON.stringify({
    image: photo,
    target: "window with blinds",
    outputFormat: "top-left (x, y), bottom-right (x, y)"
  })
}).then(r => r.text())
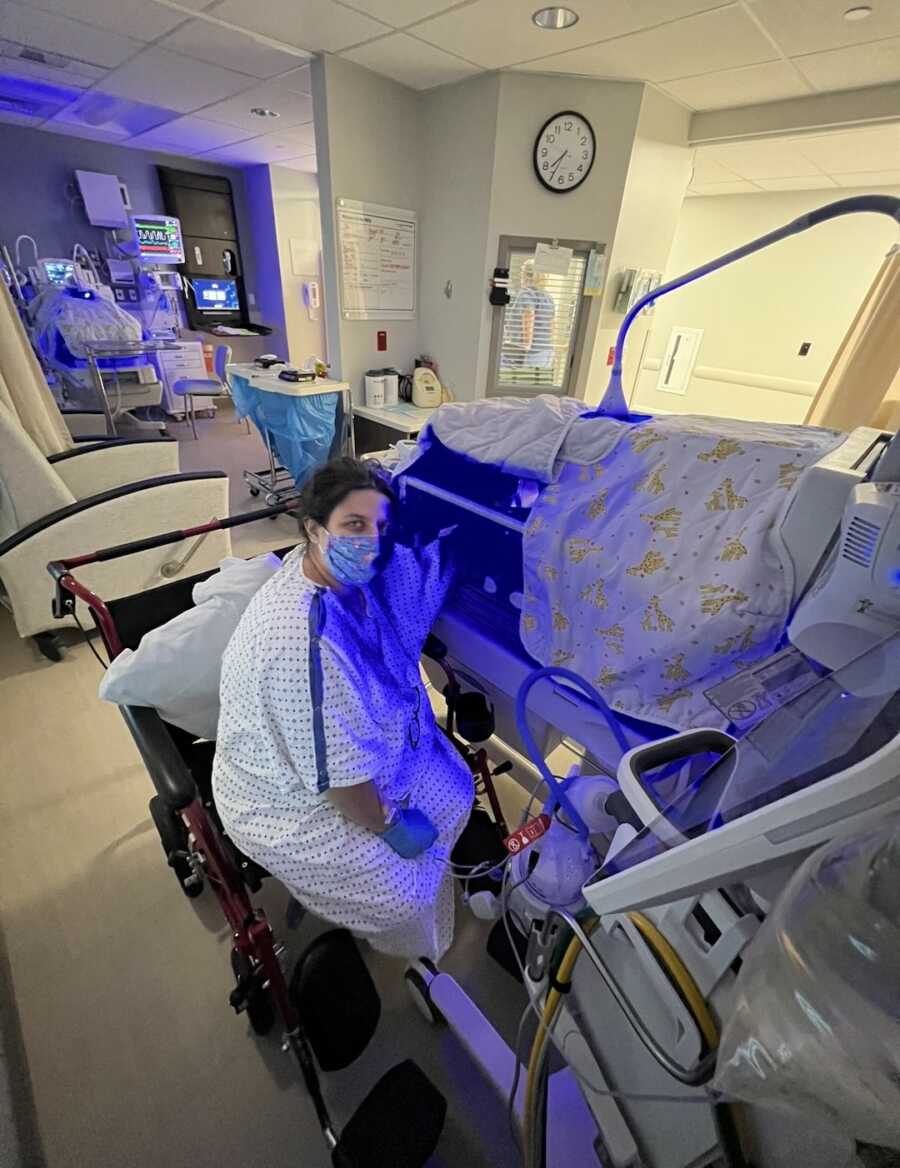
top-left (489, 243), bottom-right (589, 398)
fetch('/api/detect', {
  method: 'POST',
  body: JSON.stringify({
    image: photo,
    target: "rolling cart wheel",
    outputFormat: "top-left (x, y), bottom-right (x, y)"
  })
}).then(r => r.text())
top-left (230, 949), bottom-right (276, 1036)
top-left (265, 493), bottom-right (280, 507)
top-left (404, 966), bottom-right (445, 1027)
top-left (248, 487), bottom-right (260, 497)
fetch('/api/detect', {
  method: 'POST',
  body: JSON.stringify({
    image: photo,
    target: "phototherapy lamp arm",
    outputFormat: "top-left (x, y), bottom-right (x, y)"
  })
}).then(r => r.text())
top-left (589, 193), bottom-right (900, 421)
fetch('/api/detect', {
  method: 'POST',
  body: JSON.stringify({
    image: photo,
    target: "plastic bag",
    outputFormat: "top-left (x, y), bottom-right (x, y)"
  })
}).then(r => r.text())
top-left (230, 373), bottom-right (340, 487)
top-left (713, 816), bottom-right (900, 1148)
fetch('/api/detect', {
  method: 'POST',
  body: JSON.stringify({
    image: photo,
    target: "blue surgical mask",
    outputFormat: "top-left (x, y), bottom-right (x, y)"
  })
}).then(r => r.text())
top-left (321, 532), bottom-right (380, 586)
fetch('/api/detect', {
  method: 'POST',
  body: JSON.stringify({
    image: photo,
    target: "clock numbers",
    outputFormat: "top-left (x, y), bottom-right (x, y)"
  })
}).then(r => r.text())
top-left (534, 110), bottom-right (595, 193)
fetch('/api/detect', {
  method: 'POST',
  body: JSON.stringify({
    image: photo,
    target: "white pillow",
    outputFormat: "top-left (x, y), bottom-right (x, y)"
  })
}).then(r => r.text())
top-left (98, 552), bottom-right (282, 739)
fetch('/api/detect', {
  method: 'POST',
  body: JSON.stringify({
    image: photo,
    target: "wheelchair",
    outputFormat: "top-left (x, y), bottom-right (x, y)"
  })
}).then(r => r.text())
top-left (48, 507), bottom-right (463, 1168)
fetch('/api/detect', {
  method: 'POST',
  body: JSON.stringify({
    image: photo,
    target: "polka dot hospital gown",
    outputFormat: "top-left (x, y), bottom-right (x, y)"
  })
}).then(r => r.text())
top-left (212, 544), bottom-right (474, 962)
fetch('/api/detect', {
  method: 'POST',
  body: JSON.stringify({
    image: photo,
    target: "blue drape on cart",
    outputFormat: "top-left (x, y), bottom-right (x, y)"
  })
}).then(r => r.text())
top-left (231, 373), bottom-right (341, 486)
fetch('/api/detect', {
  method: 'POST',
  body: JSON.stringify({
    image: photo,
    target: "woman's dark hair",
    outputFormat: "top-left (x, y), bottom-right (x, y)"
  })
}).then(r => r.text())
top-left (298, 456), bottom-right (396, 528)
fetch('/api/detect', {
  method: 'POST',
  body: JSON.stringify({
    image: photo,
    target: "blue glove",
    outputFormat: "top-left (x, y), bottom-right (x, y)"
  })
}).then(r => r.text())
top-left (381, 807), bottom-right (438, 859)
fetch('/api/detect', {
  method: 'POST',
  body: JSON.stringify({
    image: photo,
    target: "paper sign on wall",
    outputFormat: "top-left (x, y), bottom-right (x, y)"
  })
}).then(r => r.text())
top-left (583, 246), bottom-right (607, 297)
top-left (337, 198), bottom-right (416, 320)
top-left (533, 241), bottom-right (573, 277)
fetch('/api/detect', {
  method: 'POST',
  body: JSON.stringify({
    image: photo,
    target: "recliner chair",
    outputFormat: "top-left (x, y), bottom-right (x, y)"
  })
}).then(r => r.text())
top-left (0, 400), bottom-right (232, 659)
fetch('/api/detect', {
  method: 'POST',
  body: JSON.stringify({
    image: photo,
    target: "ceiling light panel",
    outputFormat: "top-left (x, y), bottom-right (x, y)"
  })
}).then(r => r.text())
top-left (411, 0), bottom-right (726, 70)
top-left (208, 0), bottom-right (391, 54)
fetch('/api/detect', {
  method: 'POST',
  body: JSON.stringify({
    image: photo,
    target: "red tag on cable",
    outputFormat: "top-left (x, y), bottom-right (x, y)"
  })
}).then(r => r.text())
top-left (503, 814), bottom-right (551, 855)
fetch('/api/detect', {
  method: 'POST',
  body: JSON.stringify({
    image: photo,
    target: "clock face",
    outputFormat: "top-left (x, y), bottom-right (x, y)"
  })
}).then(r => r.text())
top-left (534, 110), bottom-right (595, 193)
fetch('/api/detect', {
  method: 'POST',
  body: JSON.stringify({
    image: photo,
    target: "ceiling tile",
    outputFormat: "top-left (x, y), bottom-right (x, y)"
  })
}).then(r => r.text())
top-left (747, 0), bottom-right (900, 57)
top-left (276, 152), bottom-right (317, 172)
top-left (128, 114), bottom-right (252, 151)
top-left (755, 175), bottom-right (838, 190)
top-left (796, 125), bottom-right (900, 173)
top-left (199, 127), bottom-right (315, 164)
top-left (14, 0), bottom-right (209, 43)
top-left (412, 0), bottom-right (727, 70)
top-left (341, 31), bottom-right (481, 89)
top-left (199, 81), bottom-right (313, 131)
top-left (511, 7), bottom-right (778, 83)
top-left (208, 0), bottom-right (390, 53)
top-left (276, 64), bottom-right (312, 94)
top-left (690, 155), bottom-right (740, 183)
top-left (50, 92), bottom-right (179, 136)
top-left (0, 46), bottom-right (104, 88)
top-left (661, 60), bottom-right (810, 111)
top-left (794, 35), bottom-right (900, 92)
top-left (832, 169), bottom-right (900, 187)
top-left (701, 138), bottom-right (824, 179)
top-left (689, 179), bottom-right (760, 194)
top-left (341, 0), bottom-right (464, 26)
top-left (0, 105), bottom-right (42, 124)
top-left (0, 1), bottom-right (139, 68)
top-left (42, 120), bottom-right (126, 142)
top-left (159, 19), bottom-right (309, 78)
top-left (97, 46), bottom-right (252, 113)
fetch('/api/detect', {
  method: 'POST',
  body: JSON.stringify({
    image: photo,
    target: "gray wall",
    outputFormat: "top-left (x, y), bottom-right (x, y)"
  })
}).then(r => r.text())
top-left (0, 122), bottom-right (267, 325)
top-left (419, 73), bottom-right (500, 400)
top-left (313, 55), bottom-right (422, 401)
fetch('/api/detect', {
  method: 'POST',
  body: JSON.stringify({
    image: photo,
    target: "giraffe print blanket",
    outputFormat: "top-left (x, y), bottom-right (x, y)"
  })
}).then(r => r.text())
top-left (519, 413), bottom-right (842, 730)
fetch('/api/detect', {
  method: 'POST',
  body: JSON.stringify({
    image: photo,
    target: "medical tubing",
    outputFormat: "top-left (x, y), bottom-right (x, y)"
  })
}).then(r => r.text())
top-left (591, 192), bottom-right (900, 419)
top-left (627, 912), bottom-right (718, 1051)
top-left (515, 666), bottom-right (629, 837)
top-left (550, 909), bottom-right (718, 1085)
top-left (500, 867), bottom-right (717, 1114)
top-left (523, 926), bottom-right (597, 1168)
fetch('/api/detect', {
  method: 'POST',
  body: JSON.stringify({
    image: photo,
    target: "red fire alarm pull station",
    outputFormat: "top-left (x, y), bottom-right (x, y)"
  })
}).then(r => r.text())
top-left (376, 330), bottom-right (387, 352)
top-left (607, 346), bottom-right (616, 366)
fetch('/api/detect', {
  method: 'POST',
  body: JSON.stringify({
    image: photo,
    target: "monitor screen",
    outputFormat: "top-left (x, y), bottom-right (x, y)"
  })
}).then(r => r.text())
top-left (40, 259), bottom-right (75, 286)
top-left (132, 214), bottom-right (184, 264)
top-left (192, 277), bottom-right (240, 313)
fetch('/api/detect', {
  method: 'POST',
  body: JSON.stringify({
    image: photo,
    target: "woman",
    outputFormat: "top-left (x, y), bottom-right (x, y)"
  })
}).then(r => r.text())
top-left (212, 457), bottom-right (474, 962)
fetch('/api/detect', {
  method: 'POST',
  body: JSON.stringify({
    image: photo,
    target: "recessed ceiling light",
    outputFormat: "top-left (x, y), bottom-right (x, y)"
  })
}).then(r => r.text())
top-left (843, 4), bottom-right (873, 19)
top-left (532, 6), bottom-right (579, 30)
top-left (250, 107), bottom-right (280, 118)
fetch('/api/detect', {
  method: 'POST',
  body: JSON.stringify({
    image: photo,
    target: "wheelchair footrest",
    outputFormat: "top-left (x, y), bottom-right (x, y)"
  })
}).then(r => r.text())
top-left (332, 1059), bottom-right (446, 1168)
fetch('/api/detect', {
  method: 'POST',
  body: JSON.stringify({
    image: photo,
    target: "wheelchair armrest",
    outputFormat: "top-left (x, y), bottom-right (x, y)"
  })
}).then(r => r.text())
top-left (120, 705), bottom-right (198, 811)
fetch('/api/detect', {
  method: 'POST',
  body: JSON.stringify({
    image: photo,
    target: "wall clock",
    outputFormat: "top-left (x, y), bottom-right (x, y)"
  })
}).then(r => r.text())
top-left (534, 110), bottom-right (595, 193)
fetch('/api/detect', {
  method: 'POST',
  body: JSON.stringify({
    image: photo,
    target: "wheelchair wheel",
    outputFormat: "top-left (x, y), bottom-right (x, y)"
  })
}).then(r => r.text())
top-left (230, 949), bottom-right (277, 1036)
top-left (149, 795), bottom-right (203, 899)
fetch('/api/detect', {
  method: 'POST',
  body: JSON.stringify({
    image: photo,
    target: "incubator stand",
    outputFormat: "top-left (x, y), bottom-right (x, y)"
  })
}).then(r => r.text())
top-left (82, 339), bottom-right (178, 436)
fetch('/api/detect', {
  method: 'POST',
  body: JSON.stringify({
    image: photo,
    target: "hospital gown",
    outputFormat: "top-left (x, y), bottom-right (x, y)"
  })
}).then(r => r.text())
top-left (212, 544), bottom-right (473, 962)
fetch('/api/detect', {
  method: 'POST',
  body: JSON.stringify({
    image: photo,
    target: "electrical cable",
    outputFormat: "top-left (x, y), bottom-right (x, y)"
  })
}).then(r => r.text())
top-left (74, 612), bottom-right (108, 670)
top-left (506, 1000), bottom-right (532, 1150)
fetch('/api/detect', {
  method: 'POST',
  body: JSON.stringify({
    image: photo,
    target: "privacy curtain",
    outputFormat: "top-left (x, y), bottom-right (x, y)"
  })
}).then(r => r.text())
top-left (805, 246), bottom-right (900, 432)
top-left (0, 280), bottom-right (69, 456)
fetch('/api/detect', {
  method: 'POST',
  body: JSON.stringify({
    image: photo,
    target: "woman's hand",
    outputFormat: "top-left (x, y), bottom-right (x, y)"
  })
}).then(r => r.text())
top-left (326, 781), bottom-right (389, 834)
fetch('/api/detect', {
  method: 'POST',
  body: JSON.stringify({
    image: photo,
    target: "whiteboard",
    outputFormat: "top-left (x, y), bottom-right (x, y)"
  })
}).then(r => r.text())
top-left (337, 198), bottom-right (416, 320)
